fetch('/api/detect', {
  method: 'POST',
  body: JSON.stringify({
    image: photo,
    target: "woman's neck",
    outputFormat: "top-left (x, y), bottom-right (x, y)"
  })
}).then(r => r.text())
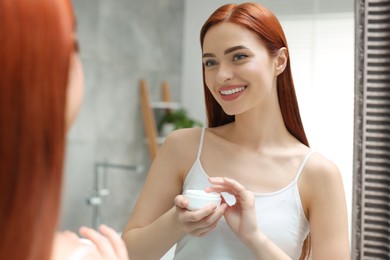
top-left (228, 103), bottom-right (296, 152)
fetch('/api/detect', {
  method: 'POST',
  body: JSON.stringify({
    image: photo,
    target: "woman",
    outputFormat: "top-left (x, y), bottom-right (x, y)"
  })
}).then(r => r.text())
top-left (122, 2), bottom-right (350, 259)
top-left (0, 0), bottom-right (128, 259)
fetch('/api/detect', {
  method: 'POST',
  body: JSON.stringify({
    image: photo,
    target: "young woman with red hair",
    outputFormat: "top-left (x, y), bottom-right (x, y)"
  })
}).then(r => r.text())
top-left (123, 2), bottom-right (350, 259)
top-left (0, 0), bottom-right (128, 259)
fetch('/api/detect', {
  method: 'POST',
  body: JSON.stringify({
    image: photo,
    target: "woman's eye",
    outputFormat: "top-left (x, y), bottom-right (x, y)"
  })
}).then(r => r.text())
top-left (204, 60), bottom-right (218, 67)
top-left (232, 53), bottom-right (248, 61)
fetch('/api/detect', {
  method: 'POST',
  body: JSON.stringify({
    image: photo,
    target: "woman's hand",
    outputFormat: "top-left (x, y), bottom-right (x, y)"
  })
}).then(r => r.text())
top-left (79, 224), bottom-right (129, 260)
top-left (173, 194), bottom-right (227, 237)
top-left (206, 177), bottom-right (259, 246)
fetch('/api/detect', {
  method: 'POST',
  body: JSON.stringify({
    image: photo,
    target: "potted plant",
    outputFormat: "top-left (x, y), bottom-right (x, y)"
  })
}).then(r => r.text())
top-left (158, 109), bottom-right (203, 136)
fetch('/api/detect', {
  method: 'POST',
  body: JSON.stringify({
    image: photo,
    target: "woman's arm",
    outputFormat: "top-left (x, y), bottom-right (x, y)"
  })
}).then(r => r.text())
top-left (121, 128), bottom-right (225, 259)
top-left (121, 130), bottom-right (189, 259)
top-left (300, 153), bottom-right (350, 259)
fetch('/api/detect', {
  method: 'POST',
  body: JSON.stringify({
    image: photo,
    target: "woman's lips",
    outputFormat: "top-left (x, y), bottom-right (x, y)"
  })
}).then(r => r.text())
top-left (219, 85), bottom-right (247, 101)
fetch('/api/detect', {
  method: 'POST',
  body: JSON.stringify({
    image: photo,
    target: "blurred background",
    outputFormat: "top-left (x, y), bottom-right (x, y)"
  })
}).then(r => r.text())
top-left (61, 0), bottom-right (354, 245)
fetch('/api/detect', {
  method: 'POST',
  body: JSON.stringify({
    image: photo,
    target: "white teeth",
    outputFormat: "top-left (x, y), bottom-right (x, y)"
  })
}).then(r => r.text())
top-left (220, 86), bottom-right (245, 95)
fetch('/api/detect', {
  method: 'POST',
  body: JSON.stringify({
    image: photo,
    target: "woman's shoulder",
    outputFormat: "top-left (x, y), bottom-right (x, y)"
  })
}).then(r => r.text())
top-left (301, 151), bottom-right (344, 197)
top-left (305, 151), bottom-right (341, 180)
top-left (156, 127), bottom-right (204, 166)
top-left (163, 127), bottom-right (204, 149)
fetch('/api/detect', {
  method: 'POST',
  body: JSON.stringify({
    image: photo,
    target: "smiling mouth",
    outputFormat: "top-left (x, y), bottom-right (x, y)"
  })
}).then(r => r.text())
top-left (219, 86), bottom-right (247, 96)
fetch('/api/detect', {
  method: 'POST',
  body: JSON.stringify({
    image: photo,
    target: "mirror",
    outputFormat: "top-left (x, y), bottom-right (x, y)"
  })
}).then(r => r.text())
top-left (182, 0), bottom-right (354, 239)
top-left (63, 0), bottom-right (354, 248)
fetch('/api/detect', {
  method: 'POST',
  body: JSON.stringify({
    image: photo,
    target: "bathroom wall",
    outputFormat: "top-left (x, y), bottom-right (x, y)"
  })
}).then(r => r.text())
top-left (60, 0), bottom-right (184, 232)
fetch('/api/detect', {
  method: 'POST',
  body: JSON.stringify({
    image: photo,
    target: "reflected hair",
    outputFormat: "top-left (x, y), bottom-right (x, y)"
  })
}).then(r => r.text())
top-left (200, 2), bottom-right (309, 148)
top-left (200, 3), bottom-right (310, 259)
top-left (0, 0), bottom-right (76, 259)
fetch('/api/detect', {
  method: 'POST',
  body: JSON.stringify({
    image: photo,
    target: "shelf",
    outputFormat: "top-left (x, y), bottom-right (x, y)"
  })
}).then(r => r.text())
top-left (143, 136), bottom-right (166, 145)
top-left (140, 79), bottom-right (176, 160)
top-left (150, 101), bottom-right (181, 110)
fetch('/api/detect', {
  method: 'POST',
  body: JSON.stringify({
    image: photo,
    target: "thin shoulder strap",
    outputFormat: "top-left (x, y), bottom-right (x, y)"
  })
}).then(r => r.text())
top-left (294, 150), bottom-right (315, 181)
top-left (196, 127), bottom-right (206, 160)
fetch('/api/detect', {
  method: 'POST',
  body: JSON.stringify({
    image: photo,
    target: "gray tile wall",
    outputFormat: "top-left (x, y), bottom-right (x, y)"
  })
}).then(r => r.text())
top-left (60, 0), bottom-right (184, 232)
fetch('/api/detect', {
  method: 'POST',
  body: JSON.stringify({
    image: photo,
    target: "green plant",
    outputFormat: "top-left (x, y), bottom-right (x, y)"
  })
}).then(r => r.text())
top-left (158, 108), bottom-right (203, 132)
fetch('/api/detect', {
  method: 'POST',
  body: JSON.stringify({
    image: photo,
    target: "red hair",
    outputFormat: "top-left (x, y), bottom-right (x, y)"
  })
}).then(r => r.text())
top-left (200, 2), bottom-right (309, 147)
top-left (0, 0), bottom-right (75, 259)
top-left (200, 3), bottom-right (310, 259)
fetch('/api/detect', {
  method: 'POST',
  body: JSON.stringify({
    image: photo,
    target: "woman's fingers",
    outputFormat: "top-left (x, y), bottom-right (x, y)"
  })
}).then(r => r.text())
top-left (79, 226), bottom-right (114, 256)
top-left (184, 203), bottom-right (228, 236)
top-left (175, 194), bottom-right (228, 236)
top-left (207, 177), bottom-right (255, 208)
top-left (98, 225), bottom-right (128, 259)
top-left (175, 194), bottom-right (222, 224)
top-left (179, 203), bottom-right (216, 222)
top-left (190, 221), bottom-right (218, 237)
top-left (222, 177), bottom-right (247, 192)
top-left (174, 194), bottom-right (188, 209)
top-left (208, 177), bottom-right (248, 196)
top-left (62, 230), bottom-right (80, 241)
top-left (208, 177), bottom-right (246, 194)
top-left (79, 225), bottom-right (129, 260)
top-left (205, 185), bottom-right (235, 195)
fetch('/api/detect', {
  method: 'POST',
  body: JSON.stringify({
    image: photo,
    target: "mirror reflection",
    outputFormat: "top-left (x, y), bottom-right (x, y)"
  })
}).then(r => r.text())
top-left (62, 0), bottom-right (353, 259)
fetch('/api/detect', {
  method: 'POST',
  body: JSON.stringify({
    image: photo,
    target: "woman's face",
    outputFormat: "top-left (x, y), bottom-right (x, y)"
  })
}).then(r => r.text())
top-left (65, 52), bottom-right (84, 130)
top-left (202, 22), bottom-right (279, 116)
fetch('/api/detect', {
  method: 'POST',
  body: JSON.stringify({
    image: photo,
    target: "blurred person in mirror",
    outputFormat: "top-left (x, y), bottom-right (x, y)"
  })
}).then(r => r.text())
top-left (0, 0), bottom-right (129, 259)
top-left (122, 2), bottom-right (350, 260)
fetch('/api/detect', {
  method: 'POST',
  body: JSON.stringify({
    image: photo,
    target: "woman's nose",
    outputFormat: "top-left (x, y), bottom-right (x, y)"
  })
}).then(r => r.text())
top-left (215, 63), bottom-right (233, 84)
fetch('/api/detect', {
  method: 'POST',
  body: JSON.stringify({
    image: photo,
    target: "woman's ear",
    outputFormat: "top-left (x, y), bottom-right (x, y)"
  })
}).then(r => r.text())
top-left (275, 47), bottom-right (288, 76)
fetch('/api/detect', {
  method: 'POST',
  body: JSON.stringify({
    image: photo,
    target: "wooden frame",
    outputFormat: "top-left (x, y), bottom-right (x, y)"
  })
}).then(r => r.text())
top-left (139, 79), bottom-right (180, 160)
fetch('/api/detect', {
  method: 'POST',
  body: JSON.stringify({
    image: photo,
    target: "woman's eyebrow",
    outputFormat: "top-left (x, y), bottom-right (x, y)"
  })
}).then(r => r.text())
top-left (202, 53), bottom-right (215, 58)
top-left (202, 45), bottom-right (249, 58)
top-left (224, 45), bottom-right (248, 55)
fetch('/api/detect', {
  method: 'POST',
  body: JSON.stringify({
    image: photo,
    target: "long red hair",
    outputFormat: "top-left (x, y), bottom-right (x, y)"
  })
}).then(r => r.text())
top-left (0, 0), bottom-right (75, 259)
top-left (200, 3), bottom-right (310, 259)
top-left (200, 2), bottom-right (309, 147)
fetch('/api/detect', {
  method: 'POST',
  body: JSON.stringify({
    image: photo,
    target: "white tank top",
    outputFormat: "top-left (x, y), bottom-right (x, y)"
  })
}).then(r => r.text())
top-left (174, 128), bottom-right (312, 260)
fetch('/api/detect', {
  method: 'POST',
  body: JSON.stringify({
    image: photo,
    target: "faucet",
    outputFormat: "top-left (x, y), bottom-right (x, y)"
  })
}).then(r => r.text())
top-left (87, 161), bottom-right (144, 229)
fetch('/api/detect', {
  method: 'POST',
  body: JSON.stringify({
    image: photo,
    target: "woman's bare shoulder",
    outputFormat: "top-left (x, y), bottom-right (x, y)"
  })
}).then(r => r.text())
top-left (162, 127), bottom-right (204, 152)
top-left (155, 127), bottom-right (204, 170)
top-left (304, 152), bottom-right (341, 180)
top-left (301, 151), bottom-right (344, 199)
